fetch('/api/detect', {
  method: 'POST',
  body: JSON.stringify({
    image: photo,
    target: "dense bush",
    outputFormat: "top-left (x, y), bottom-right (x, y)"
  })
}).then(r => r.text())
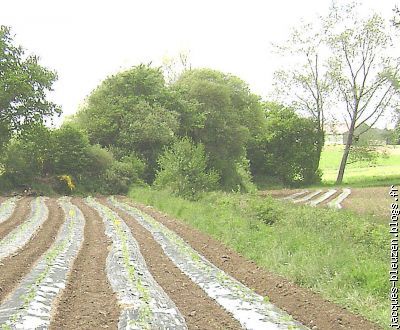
top-left (103, 155), bottom-right (146, 194)
top-left (154, 138), bottom-right (219, 199)
top-left (250, 103), bottom-right (322, 186)
top-left (52, 125), bottom-right (90, 178)
top-left (0, 124), bottom-right (146, 195)
top-left (1, 124), bottom-right (53, 186)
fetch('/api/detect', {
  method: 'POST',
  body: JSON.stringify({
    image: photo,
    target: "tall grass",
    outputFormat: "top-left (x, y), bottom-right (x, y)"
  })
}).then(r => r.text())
top-left (129, 187), bottom-right (388, 328)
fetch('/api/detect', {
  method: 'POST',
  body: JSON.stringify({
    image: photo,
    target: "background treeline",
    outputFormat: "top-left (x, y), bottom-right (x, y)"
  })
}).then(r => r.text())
top-left (0, 62), bottom-right (322, 197)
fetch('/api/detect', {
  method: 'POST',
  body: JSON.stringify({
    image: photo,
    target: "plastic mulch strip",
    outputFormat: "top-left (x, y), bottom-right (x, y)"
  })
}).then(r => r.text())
top-left (0, 197), bottom-right (85, 329)
top-left (86, 197), bottom-right (187, 330)
top-left (110, 197), bottom-right (309, 330)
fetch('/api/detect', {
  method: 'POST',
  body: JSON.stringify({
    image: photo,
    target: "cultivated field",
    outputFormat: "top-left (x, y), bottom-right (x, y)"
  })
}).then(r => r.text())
top-left (0, 196), bottom-right (381, 329)
top-left (264, 186), bottom-right (390, 222)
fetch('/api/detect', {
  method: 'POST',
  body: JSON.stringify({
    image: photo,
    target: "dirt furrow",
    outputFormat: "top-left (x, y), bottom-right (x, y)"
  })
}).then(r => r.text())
top-left (0, 198), bottom-right (86, 328)
top-left (0, 198), bottom-right (64, 303)
top-left (0, 197), bottom-right (32, 240)
top-left (111, 198), bottom-right (305, 329)
top-left (122, 197), bottom-right (380, 330)
top-left (102, 198), bottom-right (242, 330)
top-left (50, 198), bottom-right (119, 330)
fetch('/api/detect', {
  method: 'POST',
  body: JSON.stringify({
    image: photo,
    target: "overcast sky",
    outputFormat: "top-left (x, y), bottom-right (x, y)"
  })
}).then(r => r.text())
top-left (1, 0), bottom-right (397, 125)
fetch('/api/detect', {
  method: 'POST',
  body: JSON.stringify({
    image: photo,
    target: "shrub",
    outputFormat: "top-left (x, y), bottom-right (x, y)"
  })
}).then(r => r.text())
top-left (1, 124), bottom-right (53, 185)
top-left (249, 196), bottom-right (282, 225)
top-left (56, 175), bottom-right (76, 195)
top-left (154, 138), bottom-right (220, 200)
top-left (103, 155), bottom-right (146, 194)
top-left (262, 105), bottom-right (322, 186)
top-left (52, 125), bottom-right (90, 177)
top-left (86, 145), bottom-right (114, 174)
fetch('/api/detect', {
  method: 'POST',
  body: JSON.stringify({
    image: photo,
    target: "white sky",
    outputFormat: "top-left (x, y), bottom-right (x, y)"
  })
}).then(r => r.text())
top-left (0, 0), bottom-right (397, 125)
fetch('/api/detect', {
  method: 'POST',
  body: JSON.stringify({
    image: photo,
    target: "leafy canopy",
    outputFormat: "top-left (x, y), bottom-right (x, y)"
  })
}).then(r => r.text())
top-left (173, 69), bottom-right (263, 189)
top-left (0, 26), bottom-right (60, 146)
top-left (73, 64), bottom-right (179, 182)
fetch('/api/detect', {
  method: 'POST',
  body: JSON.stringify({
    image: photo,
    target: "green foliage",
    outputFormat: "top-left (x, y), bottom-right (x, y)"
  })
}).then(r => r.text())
top-left (348, 145), bottom-right (388, 166)
top-left (0, 26), bottom-right (60, 148)
top-left (103, 155), bottom-right (145, 194)
top-left (85, 144), bottom-right (114, 178)
top-left (52, 125), bottom-right (90, 177)
top-left (0, 122), bottom-right (146, 194)
top-left (72, 64), bottom-right (179, 182)
top-left (173, 69), bottom-right (263, 190)
top-left (154, 138), bottom-right (219, 199)
top-left (1, 124), bottom-right (53, 185)
top-left (250, 196), bottom-right (282, 225)
top-left (129, 187), bottom-right (388, 327)
top-left (252, 103), bottom-right (321, 186)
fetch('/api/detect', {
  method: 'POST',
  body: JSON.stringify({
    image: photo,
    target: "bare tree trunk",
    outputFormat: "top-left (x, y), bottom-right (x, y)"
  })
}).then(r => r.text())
top-left (336, 122), bottom-right (355, 185)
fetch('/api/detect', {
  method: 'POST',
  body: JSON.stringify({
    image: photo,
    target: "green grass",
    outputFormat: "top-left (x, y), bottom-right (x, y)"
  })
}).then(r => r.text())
top-left (129, 187), bottom-right (388, 328)
top-left (319, 145), bottom-right (400, 187)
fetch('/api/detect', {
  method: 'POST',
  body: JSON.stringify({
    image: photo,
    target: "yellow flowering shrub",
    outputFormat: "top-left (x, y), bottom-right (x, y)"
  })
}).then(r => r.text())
top-left (59, 175), bottom-right (75, 191)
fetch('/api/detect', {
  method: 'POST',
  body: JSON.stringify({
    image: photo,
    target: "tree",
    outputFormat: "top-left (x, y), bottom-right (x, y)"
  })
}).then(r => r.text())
top-left (272, 19), bottom-right (333, 173)
top-left (173, 69), bottom-right (263, 190)
top-left (325, 3), bottom-right (399, 184)
top-left (272, 21), bottom-right (332, 136)
top-left (259, 103), bottom-right (321, 185)
top-left (274, 3), bottom-right (400, 184)
top-left (393, 6), bottom-right (400, 27)
top-left (0, 26), bottom-right (60, 149)
top-left (72, 64), bottom-right (179, 182)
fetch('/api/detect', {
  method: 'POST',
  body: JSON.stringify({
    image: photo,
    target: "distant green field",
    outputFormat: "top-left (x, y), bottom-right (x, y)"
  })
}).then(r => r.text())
top-left (319, 145), bottom-right (400, 187)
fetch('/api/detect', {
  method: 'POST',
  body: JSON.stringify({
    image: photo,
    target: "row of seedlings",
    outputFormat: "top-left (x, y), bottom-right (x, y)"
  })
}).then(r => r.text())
top-left (0, 197), bottom-right (85, 329)
top-left (110, 197), bottom-right (309, 330)
top-left (85, 197), bottom-right (187, 330)
top-left (0, 197), bottom-right (19, 224)
top-left (0, 197), bottom-right (48, 261)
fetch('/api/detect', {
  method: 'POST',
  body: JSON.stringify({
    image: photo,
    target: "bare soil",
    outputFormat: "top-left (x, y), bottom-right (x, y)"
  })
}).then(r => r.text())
top-left (341, 187), bottom-right (390, 222)
top-left (123, 197), bottom-right (381, 330)
top-left (0, 198), bottom-right (64, 303)
top-left (103, 198), bottom-right (242, 330)
top-left (0, 198), bottom-right (32, 240)
top-left (50, 198), bottom-right (120, 330)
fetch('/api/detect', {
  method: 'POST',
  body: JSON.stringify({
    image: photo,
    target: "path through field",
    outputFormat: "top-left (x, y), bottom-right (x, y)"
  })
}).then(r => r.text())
top-left (0, 196), bottom-right (380, 329)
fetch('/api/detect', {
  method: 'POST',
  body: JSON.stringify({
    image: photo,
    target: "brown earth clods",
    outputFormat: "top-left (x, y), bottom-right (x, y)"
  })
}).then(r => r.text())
top-left (0, 198), bottom-right (64, 303)
top-left (122, 197), bottom-right (381, 330)
top-left (102, 198), bottom-right (242, 330)
top-left (50, 198), bottom-right (120, 330)
top-left (0, 198), bottom-right (32, 240)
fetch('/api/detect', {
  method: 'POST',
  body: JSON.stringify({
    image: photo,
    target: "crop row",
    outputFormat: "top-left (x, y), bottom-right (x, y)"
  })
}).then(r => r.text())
top-left (0, 197), bottom-right (19, 224)
top-left (0, 197), bottom-right (85, 329)
top-left (109, 197), bottom-right (308, 330)
top-left (0, 197), bottom-right (48, 261)
top-left (86, 197), bottom-right (187, 330)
